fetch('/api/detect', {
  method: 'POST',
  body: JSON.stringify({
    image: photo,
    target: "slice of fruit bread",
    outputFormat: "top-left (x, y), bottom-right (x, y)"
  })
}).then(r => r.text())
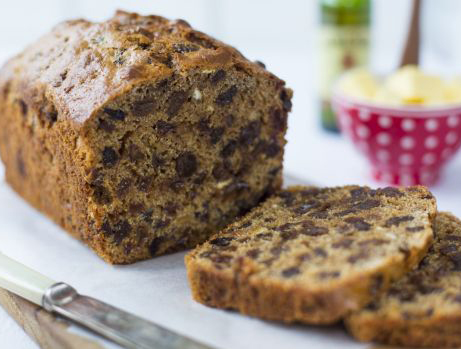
top-left (346, 212), bottom-right (461, 348)
top-left (185, 185), bottom-right (437, 324)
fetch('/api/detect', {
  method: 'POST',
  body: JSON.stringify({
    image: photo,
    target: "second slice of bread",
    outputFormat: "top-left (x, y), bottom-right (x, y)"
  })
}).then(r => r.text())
top-left (185, 185), bottom-right (437, 324)
top-left (346, 212), bottom-right (461, 348)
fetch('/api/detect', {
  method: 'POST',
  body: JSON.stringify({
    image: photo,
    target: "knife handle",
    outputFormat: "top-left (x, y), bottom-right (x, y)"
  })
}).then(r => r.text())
top-left (0, 252), bottom-right (56, 306)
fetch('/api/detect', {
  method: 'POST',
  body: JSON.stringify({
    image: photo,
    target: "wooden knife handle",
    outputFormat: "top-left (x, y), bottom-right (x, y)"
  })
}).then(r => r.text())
top-left (0, 252), bottom-right (55, 306)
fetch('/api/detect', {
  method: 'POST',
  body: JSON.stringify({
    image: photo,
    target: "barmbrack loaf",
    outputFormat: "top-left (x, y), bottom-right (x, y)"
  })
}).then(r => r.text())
top-left (0, 11), bottom-right (292, 263)
top-left (185, 185), bottom-right (436, 324)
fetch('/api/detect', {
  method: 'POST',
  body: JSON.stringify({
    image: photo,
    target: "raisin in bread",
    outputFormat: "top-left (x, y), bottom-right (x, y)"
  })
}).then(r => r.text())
top-left (0, 11), bottom-right (292, 264)
top-left (346, 212), bottom-right (461, 348)
top-left (185, 185), bottom-right (437, 324)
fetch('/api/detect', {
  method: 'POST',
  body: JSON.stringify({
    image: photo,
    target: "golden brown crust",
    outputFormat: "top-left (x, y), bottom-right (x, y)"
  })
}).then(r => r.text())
top-left (346, 212), bottom-right (461, 348)
top-left (0, 10), bottom-right (276, 125)
top-left (186, 185), bottom-right (437, 324)
top-left (0, 11), bottom-right (291, 264)
top-left (186, 246), bottom-right (432, 324)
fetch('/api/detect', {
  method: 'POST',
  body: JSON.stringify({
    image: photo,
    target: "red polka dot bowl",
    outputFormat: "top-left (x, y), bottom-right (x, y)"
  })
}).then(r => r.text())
top-left (332, 92), bottom-right (461, 186)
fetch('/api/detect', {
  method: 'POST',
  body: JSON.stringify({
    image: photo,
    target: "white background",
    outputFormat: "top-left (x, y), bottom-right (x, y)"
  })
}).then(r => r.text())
top-left (3, 0), bottom-right (461, 74)
top-left (0, 1), bottom-right (460, 348)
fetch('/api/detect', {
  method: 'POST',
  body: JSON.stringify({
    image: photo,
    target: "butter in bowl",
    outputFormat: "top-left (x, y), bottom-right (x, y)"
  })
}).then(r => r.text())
top-left (332, 65), bottom-right (461, 186)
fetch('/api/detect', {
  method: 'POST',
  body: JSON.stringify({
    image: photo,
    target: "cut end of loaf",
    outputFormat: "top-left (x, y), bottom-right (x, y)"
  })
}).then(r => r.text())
top-left (83, 66), bottom-right (290, 263)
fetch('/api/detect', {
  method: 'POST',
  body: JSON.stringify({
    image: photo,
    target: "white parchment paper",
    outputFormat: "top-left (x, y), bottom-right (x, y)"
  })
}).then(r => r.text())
top-left (0, 171), bottom-right (367, 349)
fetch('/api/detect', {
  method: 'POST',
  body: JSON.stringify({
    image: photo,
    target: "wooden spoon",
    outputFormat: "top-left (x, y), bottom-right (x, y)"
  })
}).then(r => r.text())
top-left (400, 0), bottom-right (422, 67)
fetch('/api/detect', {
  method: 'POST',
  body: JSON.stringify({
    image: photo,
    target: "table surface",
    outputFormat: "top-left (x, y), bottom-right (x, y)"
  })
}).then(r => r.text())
top-left (0, 50), bottom-right (460, 349)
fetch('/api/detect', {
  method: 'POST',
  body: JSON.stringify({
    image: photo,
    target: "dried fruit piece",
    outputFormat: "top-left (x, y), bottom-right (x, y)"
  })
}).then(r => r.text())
top-left (154, 120), bottom-right (176, 135)
top-left (264, 141), bottom-right (281, 158)
top-left (45, 110), bottom-right (58, 124)
top-left (16, 151), bottom-right (26, 177)
top-left (385, 215), bottom-right (414, 227)
top-left (172, 43), bottom-right (199, 53)
top-left (209, 127), bottom-right (224, 144)
top-left (239, 121), bottom-right (261, 147)
top-left (116, 178), bottom-right (131, 198)
top-left (221, 140), bottom-right (237, 158)
top-left (104, 108), bottom-right (126, 121)
top-left (271, 108), bottom-right (287, 132)
top-left (210, 237), bottom-right (234, 247)
top-left (132, 99), bottom-right (156, 117)
top-left (149, 237), bottom-right (165, 256)
top-left (282, 267), bottom-right (300, 278)
top-left (280, 89), bottom-right (292, 112)
top-left (112, 220), bottom-right (131, 244)
top-left (167, 91), bottom-right (188, 117)
top-left (176, 152), bottom-right (197, 178)
top-left (127, 143), bottom-right (144, 162)
top-left (215, 85), bottom-right (237, 106)
top-left (211, 69), bottom-right (226, 84)
top-left (98, 119), bottom-right (115, 132)
top-left (102, 147), bottom-right (118, 167)
top-left (18, 99), bottom-right (28, 116)
top-left (345, 217), bottom-right (372, 231)
top-left (92, 185), bottom-right (112, 205)
top-left (137, 175), bottom-right (153, 192)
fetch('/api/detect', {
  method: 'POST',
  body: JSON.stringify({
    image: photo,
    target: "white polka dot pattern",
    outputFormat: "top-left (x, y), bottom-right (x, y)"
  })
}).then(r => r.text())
top-left (356, 125), bottom-right (370, 139)
top-left (376, 133), bottom-right (391, 146)
top-left (400, 173), bottom-right (414, 186)
top-left (378, 116), bottom-right (392, 128)
top-left (401, 119), bottom-right (416, 131)
top-left (425, 119), bottom-right (439, 131)
top-left (358, 109), bottom-right (371, 121)
top-left (330, 97), bottom-right (461, 186)
top-left (400, 136), bottom-right (415, 149)
top-left (448, 115), bottom-right (460, 128)
top-left (376, 150), bottom-right (390, 162)
top-left (422, 153), bottom-right (436, 165)
top-left (424, 136), bottom-right (438, 149)
top-left (399, 154), bottom-right (413, 165)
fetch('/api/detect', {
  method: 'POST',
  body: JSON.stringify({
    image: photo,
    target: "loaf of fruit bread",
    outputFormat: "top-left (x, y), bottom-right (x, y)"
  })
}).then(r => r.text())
top-left (185, 185), bottom-right (437, 324)
top-left (346, 212), bottom-right (461, 348)
top-left (0, 11), bottom-right (292, 264)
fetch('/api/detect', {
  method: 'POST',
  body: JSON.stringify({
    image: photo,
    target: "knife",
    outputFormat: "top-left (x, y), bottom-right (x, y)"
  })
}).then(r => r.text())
top-left (0, 252), bottom-right (214, 349)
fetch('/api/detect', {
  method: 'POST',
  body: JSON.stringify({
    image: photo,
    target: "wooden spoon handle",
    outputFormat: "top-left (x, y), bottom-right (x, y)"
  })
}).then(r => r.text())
top-left (400, 0), bottom-right (422, 67)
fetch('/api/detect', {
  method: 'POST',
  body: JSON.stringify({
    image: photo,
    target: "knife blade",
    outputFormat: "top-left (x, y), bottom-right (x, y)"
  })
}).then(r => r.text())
top-left (0, 252), bottom-right (214, 349)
